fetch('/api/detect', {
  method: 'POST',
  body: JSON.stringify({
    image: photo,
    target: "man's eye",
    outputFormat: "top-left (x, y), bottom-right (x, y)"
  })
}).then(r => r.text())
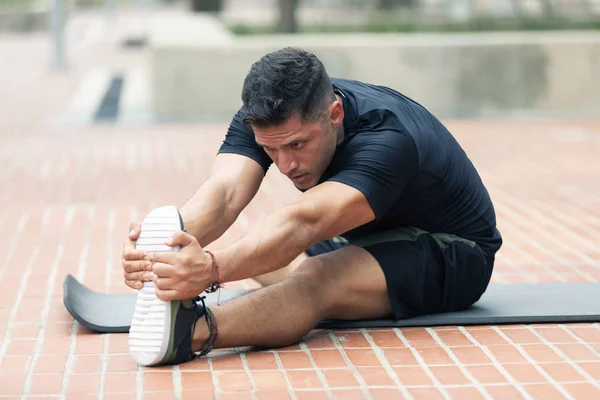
top-left (290, 141), bottom-right (303, 149)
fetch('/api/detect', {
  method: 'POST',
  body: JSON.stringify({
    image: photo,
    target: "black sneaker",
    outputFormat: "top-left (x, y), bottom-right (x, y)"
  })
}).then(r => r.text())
top-left (128, 206), bottom-right (216, 366)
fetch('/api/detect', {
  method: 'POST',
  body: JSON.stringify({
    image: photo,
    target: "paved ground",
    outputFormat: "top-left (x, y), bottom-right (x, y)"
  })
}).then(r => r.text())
top-left (1, 4), bottom-right (600, 400)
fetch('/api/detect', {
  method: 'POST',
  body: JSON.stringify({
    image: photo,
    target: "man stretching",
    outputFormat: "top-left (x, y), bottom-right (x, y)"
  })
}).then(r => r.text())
top-left (122, 47), bottom-right (502, 366)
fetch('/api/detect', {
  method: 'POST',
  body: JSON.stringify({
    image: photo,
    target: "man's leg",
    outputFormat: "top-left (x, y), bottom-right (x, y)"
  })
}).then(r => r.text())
top-left (192, 245), bottom-right (392, 350)
top-left (252, 252), bottom-right (308, 287)
top-left (252, 237), bottom-right (349, 287)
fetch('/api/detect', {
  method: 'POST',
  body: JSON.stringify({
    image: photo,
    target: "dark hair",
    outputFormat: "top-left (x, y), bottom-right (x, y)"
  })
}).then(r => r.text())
top-left (241, 47), bottom-right (336, 127)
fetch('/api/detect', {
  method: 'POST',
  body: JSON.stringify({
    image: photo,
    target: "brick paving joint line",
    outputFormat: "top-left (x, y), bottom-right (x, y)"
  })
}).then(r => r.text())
top-left (426, 328), bottom-right (493, 400)
top-left (327, 331), bottom-right (374, 400)
top-left (457, 326), bottom-right (533, 400)
top-left (491, 326), bottom-right (575, 400)
top-left (526, 326), bottom-right (600, 390)
top-left (393, 328), bottom-right (453, 400)
top-left (360, 328), bottom-right (414, 400)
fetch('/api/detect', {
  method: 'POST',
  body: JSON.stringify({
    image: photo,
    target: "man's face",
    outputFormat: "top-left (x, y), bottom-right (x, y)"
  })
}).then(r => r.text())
top-left (253, 99), bottom-right (344, 190)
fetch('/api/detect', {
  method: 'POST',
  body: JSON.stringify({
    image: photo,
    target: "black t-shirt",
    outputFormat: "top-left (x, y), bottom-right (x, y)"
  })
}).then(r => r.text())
top-left (218, 78), bottom-right (502, 257)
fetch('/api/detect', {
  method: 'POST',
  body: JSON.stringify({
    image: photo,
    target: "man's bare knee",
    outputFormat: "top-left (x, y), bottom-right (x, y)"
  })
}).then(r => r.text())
top-left (289, 255), bottom-right (339, 312)
top-left (290, 256), bottom-right (326, 284)
top-left (291, 247), bottom-right (392, 321)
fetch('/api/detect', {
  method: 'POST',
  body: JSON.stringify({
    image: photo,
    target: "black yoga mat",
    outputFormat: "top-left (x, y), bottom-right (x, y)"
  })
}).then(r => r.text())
top-left (63, 274), bottom-right (600, 333)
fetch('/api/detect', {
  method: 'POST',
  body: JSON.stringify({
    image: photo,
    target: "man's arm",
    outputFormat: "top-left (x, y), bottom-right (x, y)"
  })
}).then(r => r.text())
top-left (214, 181), bottom-right (375, 283)
top-left (179, 153), bottom-right (265, 247)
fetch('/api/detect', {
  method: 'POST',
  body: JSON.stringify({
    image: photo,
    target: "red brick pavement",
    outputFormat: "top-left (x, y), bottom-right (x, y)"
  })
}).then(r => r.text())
top-left (1, 119), bottom-right (600, 399)
top-left (1, 4), bottom-right (600, 398)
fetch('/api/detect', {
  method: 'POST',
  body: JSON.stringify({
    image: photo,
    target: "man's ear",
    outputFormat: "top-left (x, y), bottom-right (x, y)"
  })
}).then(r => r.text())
top-left (329, 100), bottom-right (344, 126)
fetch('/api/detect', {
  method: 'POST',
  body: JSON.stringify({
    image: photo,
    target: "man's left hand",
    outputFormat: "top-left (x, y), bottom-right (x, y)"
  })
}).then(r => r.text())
top-left (148, 232), bottom-right (216, 301)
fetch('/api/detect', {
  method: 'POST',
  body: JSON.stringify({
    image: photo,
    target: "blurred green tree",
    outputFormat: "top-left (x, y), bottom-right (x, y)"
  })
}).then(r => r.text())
top-left (191, 0), bottom-right (222, 12)
top-left (378, 0), bottom-right (416, 9)
top-left (277, 0), bottom-right (300, 33)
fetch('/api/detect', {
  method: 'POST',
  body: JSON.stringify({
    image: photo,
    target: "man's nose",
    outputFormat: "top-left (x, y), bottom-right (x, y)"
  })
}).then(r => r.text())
top-left (279, 151), bottom-right (298, 175)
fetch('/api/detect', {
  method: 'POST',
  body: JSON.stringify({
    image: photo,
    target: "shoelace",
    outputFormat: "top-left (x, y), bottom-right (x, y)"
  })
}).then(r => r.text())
top-left (194, 295), bottom-right (219, 357)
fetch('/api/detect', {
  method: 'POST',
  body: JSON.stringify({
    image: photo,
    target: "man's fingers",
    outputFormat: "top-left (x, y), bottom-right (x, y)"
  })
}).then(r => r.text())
top-left (166, 231), bottom-right (197, 248)
top-left (123, 221), bottom-right (142, 257)
top-left (124, 271), bottom-right (152, 282)
top-left (151, 261), bottom-right (177, 278)
top-left (154, 276), bottom-right (178, 290)
top-left (149, 252), bottom-right (178, 266)
top-left (122, 249), bottom-right (150, 262)
top-left (122, 221), bottom-right (146, 292)
top-left (156, 288), bottom-right (179, 302)
top-left (128, 222), bottom-right (142, 240)
top-left (122, 259), bottom-right (152, 273)
top-left (125, 279), bottom-right (143, 290)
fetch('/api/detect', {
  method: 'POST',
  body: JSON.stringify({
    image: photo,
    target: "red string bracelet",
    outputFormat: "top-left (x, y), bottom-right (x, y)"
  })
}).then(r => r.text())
top-left (203, 249), bottom-right (222, 294)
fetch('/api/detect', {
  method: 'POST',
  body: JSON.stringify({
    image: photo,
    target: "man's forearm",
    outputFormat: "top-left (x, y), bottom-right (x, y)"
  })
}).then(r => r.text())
top-left (214, 204), bottom-right (317, 283)
top-left (178, 178), bottom-right (239, 247)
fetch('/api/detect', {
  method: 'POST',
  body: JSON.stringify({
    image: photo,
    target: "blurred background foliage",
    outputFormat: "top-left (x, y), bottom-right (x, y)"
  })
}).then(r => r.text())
top-left (3, 0), bottom-right (597, 34)
top-left (235, 0), bottom-right (600, 34)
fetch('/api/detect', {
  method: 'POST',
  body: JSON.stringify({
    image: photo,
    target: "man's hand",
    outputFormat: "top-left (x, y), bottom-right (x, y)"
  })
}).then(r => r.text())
top-left (122, 222), bottom-right (153, 290)
top-left (149, 232), bottom-right (216, 302)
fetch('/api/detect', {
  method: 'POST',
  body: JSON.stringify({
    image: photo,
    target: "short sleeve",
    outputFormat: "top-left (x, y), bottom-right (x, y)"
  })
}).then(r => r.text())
top-left (327, 131), bottom-right (419, 220)
top-left (218, 108), bottom-right (273, 173)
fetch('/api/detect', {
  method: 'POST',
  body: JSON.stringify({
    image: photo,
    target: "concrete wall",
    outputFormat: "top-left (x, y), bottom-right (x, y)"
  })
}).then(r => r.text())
top-left (150, 16), bottom-right (600, 121)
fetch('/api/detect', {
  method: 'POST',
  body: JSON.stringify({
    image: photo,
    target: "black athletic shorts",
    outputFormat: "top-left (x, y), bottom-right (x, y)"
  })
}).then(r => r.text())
top-left (305, 227), bottom-right (495, 320)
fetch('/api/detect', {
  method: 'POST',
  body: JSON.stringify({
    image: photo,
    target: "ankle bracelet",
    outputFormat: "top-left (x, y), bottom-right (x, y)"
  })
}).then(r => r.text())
top-left (198, 307), bottom-right (218, 357)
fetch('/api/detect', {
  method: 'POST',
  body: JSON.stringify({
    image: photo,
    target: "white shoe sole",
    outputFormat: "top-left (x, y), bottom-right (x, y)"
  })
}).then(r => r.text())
top-left (128, 205), bottom-right (183, 366)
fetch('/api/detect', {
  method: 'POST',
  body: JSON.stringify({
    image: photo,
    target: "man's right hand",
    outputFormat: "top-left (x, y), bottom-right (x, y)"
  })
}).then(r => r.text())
top-left (122, 222), bottom-right (152, 290)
